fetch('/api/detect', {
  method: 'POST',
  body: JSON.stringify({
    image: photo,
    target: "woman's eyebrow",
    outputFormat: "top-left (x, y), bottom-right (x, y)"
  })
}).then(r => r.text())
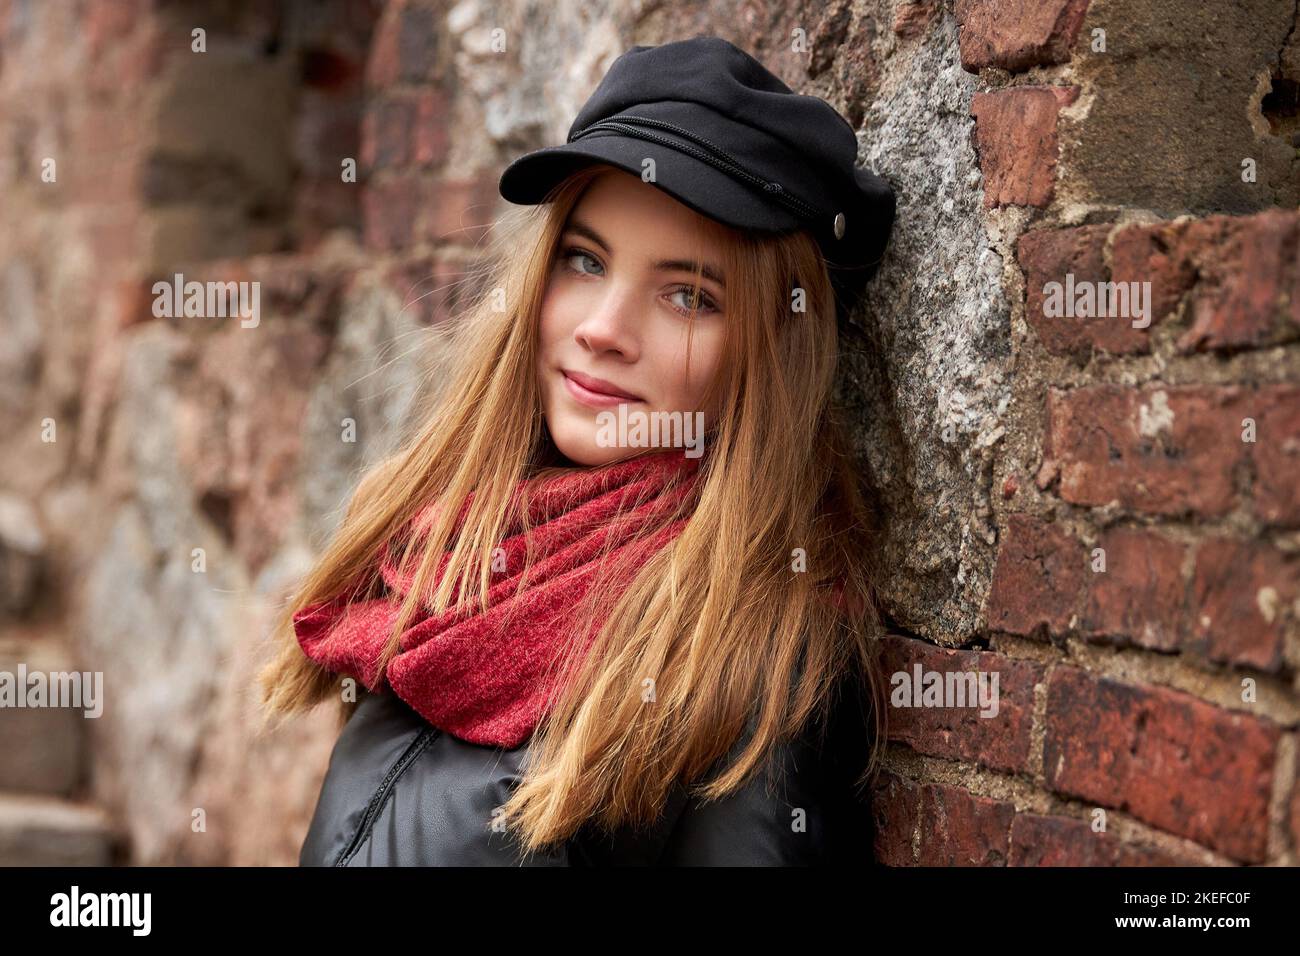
top-left (565, 218), bottom-right (726, 288)
top-left (565, 219), bottom-right (611, 252)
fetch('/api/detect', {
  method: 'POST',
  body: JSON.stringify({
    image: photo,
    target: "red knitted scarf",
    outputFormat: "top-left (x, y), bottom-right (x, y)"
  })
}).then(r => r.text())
top-left (293, 449), bottom-right (703, 748)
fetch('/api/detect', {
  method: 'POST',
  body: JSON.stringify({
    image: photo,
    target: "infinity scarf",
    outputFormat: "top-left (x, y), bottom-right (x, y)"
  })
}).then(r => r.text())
top-left (293, 449), bottom-right (703, 748)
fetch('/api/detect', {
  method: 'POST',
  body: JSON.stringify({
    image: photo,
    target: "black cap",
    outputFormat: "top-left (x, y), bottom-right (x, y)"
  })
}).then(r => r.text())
top-left (498, 35), bottom-right (896, 323)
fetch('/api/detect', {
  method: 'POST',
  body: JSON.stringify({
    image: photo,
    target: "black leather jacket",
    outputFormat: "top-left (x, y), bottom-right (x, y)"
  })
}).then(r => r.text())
top-left (299, 677), bottom-right (876, 866)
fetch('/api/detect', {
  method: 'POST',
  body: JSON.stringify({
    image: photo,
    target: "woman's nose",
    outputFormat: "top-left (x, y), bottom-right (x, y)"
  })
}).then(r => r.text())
top-left (572, 284), bottom-right (640, 360)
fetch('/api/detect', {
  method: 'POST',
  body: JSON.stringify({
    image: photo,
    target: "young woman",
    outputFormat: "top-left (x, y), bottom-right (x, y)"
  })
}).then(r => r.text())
top-left (258, 35), bottom-right (896, 866)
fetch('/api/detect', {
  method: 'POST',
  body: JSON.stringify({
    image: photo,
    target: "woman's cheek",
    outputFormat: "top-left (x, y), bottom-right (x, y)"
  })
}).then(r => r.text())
top-left (680, 330), bottom-right (725, 412)
top-left (538, 298), bottom-right (574, 359)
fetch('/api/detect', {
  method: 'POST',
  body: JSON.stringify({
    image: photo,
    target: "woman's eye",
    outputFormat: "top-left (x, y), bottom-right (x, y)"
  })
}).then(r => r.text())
top-left (668, 285), bottom-right (720, 316)
top-left (560, 246), bottom-right (603, 276)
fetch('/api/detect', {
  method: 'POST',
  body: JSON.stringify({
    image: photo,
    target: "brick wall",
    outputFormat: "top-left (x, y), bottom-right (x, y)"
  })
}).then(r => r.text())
top-left (871, 0), bottom-right (1300, 866)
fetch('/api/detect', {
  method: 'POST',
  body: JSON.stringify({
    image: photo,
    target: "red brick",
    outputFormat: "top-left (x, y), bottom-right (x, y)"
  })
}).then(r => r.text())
top-left (71, 107), bottom-right (140, 203)
top-left (1044, 667), bottom-right (1279, 862)
top-left (84, 212), bottom-right (142, 271)
top-left (297, 93), bottom-right (364, 173)
top-left (1290, 757), bottom-right (1300, 856)
top-left (1252, 385), bottom-right (1300, 526)
top-left (1018, 224), bottom-right (1152, 357)
top-left (1080, 526), bottom-right (1187, 652)
top-left (987, 513), bottom-right (1085, 637)
top-left (1109, 221), bottom-right (1199, 326)
top-left (1038, 385), bottom-right (1250, 517)
top-left (1185, 538), bottom-right (1299, 672)
top-left (894, 0), bottom-right (940, 40)
top-left (361, 96), bottom-right (415, 171)
top-left (1009, 814), bottom-right (1195, 866)
top-left (86, 7), bottom-right (167, 93)
top-left (365, 2), bottom-right (402, 88)
top-left (916, 783), bottom-right (1015, 865)
top-left (246, 259), bottom-right (348, 331)
top-left (295, 174), bottom-right (363, 248)
top-left (1178, 210), bottom-right (1300, 352)
top-left (1111, 209), bottom-right (1300, 353)
top-left (879, 635), bottom-right (1042, 773)
top-left (85, 0), bottom-right (143, 63)
top-left (113, 277), bottom-right (156, 330)
top-left (362, 175), bottom-right (419, 251)
top-left (413, 89), bottom-right (452, 167)
top-left (971, 86), bottom-right (1077, 208)
top-left (397, 3), bottom-right (441, 83)
top-left (870, 770), bottom-right (919, 866)
top-left (419, 173), bottom-right (499, 244)
top-left (123, 23), bottom-right (169, 88)
top-left (956, 0), bottom-right (1092, 73)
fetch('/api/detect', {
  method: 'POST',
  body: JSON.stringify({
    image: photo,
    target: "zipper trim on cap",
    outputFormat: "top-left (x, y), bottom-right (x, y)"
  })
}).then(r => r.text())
top-left (568, 113), bottom-right (823, 224)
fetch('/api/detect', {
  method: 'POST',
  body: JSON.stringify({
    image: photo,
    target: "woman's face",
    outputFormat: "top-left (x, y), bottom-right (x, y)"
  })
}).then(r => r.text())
top-left (536, 167), bottom-right (729, 466)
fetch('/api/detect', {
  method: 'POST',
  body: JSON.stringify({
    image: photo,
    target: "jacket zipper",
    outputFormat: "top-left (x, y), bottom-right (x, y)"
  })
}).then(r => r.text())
top-left (335, 725), bottom-right (440, 866)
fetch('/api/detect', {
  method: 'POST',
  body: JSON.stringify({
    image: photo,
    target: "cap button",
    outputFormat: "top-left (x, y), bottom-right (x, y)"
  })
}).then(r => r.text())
top-left (833, 212), bottom-right (846, 239)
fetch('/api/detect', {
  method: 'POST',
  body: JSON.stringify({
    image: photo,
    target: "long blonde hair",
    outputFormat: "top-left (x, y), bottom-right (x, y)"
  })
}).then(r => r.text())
top-left (257, 163), bottom-right (889, 856)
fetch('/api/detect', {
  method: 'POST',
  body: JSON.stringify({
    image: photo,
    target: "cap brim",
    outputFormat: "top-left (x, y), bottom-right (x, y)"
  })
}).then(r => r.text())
top-left (498, 134), bottom-right (804, 234)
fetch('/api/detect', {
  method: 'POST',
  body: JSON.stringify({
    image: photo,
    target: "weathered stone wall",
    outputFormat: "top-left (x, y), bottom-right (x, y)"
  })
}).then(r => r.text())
top-left (0, 0), bottom-right (1296, 865)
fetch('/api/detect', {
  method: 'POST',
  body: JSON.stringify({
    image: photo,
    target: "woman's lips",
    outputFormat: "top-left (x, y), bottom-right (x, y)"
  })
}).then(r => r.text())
top-left (561, 369), bottom-right (643, 409)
